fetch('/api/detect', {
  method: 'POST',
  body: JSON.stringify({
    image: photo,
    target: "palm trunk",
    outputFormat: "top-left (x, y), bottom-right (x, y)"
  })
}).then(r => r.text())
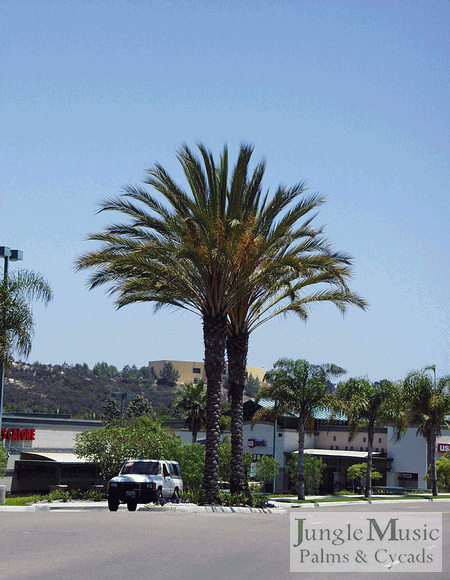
top-left (430, 426), bottom-right (438, 497)
top-left (427, 437), bottom-right (433, 475)
top-left (365, 423), bottom-right (374, 498)
top-left (202, 313), bottom-right (227, 503)
top-left (297, 418), bottom-right (306, 500)
top-left (227, 330), bottom-right (250, 498)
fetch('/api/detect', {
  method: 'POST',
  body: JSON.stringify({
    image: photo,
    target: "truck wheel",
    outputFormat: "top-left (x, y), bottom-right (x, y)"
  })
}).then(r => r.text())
top-left (108, 497), bottom-right (119, 512)
top-left (172, 488), bottom-right (180, 501)
top-left (156, 488), bottom-right (163, 504)
top-left (127, 500), bottom-right (137, 512)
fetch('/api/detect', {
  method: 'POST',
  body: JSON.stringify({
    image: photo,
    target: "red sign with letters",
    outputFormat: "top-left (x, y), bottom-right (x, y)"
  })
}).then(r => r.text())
top-left (1, 428), bottom-right (35, 441)
top-left (437, 442), bottom-right (450, 454)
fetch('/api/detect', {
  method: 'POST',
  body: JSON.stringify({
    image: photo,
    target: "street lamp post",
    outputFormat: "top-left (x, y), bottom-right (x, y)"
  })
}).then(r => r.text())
top-left (111, 392), bottom-right (133, 423)
top-left (0, 246), bottom-right (24, 436)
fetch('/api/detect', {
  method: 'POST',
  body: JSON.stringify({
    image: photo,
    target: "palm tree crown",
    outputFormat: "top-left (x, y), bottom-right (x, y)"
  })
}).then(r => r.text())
top-left (174, 380), bottom-right (207, 443)
top-left (0, 270), bottom-right (53, 366)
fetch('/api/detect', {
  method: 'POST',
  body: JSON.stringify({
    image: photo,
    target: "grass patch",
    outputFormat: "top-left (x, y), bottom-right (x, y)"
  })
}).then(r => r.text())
top-left (4, 495), bottom-right (45, 506)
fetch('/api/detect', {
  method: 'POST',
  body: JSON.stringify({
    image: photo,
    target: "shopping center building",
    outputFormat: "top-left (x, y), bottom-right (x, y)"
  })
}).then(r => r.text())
top-left (2, 404), bottom-right (450, 494)
top-left (242, 400), bottom-right (450, 493)
top-left (0, 413), bottom-right (103, 493)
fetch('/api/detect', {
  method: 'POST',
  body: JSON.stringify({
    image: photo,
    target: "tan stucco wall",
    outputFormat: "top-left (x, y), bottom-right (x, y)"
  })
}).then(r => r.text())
top-left (148, 360), bottom-right (266, 385)
top-left (315, 429), bottom-right (387, 453)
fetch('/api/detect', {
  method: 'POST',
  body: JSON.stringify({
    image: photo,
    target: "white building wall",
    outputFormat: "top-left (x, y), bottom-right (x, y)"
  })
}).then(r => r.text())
top-left (243, 422), bottom-right (313, 466)
top-left (386, 427), bottom-right (428, 488)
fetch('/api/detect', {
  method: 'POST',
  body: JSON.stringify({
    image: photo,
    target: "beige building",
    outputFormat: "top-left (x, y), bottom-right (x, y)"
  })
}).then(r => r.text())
top-left (148, 360), bottom-right (266, 386)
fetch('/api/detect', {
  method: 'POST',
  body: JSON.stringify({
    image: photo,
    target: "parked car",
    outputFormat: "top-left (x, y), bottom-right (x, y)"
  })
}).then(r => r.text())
top-left (107, 459), bottom-right (183, 511)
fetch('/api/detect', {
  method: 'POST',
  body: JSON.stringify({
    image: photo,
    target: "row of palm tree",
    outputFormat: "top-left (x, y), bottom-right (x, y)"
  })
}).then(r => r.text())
top-left (75, 142), bottom-right (367, 502)
top-left (256, 359), bottom-right (450, 499)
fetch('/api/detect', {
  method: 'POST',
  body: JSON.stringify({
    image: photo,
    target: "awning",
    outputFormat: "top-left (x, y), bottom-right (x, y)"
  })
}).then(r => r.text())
top-left (19, 452), bottom-right (87, 463)
top-left (252, 399), bottom-right (347, 421)
top-left (294, 449), bottom-right (381, 459)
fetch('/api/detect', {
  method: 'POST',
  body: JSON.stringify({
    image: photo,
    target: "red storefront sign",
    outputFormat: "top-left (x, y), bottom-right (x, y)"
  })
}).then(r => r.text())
top-left (1, 428), bottom-right (35, 441)
top-left (437, 442), bottom-right (450, 454)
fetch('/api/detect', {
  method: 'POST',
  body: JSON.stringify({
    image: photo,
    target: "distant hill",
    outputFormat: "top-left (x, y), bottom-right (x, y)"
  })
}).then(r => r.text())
top-left (3, 361), bottom-right (178, 419)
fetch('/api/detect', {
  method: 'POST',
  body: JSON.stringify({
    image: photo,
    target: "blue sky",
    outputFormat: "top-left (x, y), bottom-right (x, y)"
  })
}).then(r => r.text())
top-left (2, 0), bottom-right (449, 382)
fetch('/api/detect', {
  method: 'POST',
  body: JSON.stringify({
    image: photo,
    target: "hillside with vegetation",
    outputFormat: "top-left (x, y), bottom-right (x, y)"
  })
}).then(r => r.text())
top-left (3, 361), bottom-right (179, 419)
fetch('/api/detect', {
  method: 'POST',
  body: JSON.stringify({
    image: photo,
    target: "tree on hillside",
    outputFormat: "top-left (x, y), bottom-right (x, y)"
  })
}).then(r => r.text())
top-left (244, 374), bottom-right (261, 398)
top-left (125, 394), bottom-right (155, 420)
top-left (254, 358), bottom-right (346, 500)
top-left (93, 362), bottom-right (119, 378)
top-left (157, 362), bottom-right (180, 387)
top-left (334, 377), bottom-right (404, 498)
top-left (174, 380), bottom-right (207, 443)
top-left (102, 397), bottom-right (120, 425)
top-left (402, 369), bottom-right (450, 496)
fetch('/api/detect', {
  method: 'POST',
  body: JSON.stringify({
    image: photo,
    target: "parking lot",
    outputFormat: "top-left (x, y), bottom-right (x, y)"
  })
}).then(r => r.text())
top-left (2, 501), bottom-right (450, 580)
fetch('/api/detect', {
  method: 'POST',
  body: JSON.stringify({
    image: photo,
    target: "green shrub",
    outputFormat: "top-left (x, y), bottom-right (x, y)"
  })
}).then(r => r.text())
top-left (181, 488), bottom-right (209, 505)
top-left (219, 492), bottom-right (252, 507)
top-left (286, 454), bottom-right (326, 494)
top-left (0, 445), bottom-right (7, 476)
top-left (48, 490), bottom-right (72, 502)
top-left (251, 495), bottom-right (269, 508)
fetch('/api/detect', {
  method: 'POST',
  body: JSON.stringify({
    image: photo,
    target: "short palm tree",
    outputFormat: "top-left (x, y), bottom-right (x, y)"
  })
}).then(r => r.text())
top-left (0, 270), bottom-right (53, 429)
top-left (253, 358), bottom-right (345, 500)
top-left (402, 369), bottom-right (450, 496)
top-left (174, 380), bottom-right (207, 443)
top-left (334, 377), bottom-right (404, 498)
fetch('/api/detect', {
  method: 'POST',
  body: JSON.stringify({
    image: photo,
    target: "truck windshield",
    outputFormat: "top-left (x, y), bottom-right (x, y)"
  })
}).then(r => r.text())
top-left (120, 461), bottom-right (159, 475)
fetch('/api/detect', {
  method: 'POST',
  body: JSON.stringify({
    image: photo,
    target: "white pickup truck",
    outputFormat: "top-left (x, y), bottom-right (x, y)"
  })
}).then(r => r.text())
top-left (107, 459), bottom-right (183, 511)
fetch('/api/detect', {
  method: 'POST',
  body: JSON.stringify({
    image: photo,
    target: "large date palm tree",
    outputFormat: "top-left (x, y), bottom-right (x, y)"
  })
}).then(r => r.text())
top-left (76, 143), bottom-right (268, 502)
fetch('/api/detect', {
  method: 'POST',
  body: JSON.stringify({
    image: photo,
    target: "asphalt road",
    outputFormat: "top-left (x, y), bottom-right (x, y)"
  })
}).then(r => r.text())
top-left (2, 502), bottom-right (450, 580)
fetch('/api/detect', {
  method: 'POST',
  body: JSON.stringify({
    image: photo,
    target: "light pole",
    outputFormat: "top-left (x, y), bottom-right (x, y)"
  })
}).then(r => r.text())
top-left (111, 392), bottom-right (133, 423)
top-left (0, 246), bottom-right (23, 436)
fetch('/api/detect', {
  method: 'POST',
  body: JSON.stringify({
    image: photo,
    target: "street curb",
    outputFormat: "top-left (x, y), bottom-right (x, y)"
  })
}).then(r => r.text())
top-left (283, 497), bottom-right (450, 508)
top-left (138, 504), bottom-right (288, 515)
top-left (2, 497), bottom-right (450, 513)
top-left (0, 501), bottom-right (287, 514)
